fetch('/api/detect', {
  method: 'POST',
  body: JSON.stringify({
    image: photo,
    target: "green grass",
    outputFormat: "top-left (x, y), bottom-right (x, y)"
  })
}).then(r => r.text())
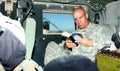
top-left (96, 53), bottom-right (120, 71)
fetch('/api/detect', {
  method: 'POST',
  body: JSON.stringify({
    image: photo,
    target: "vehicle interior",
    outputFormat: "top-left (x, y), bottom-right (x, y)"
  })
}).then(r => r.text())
top-left (0, 0), bottom-right (120, 71)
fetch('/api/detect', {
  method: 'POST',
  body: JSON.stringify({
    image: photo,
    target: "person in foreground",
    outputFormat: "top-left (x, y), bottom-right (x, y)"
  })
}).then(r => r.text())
top-left (44, 6), bottom-right (115, 65)
top-left (44, 55), bottom-right (99, 71)
top-left (0, 12), bottom-right (43, 71)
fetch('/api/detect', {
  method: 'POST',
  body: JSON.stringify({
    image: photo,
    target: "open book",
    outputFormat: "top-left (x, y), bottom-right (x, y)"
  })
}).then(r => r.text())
top-left (61, 31), bottom-right (83, 43)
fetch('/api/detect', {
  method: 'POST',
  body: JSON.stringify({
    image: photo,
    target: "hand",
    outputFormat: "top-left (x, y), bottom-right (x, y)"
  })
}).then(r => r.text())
top-left (75, 37), bottom-right (93, 47)
top-left (64, 38), bottom-right (77, 49)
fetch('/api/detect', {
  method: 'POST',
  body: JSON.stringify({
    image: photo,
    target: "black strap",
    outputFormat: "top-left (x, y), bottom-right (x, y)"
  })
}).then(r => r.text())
top-left (111, 33), bottom-right (120, 49)
top-left (0, 31), bottom-right (3, 36)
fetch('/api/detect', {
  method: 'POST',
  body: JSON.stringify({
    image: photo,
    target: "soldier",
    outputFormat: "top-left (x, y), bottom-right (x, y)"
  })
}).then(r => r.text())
top-left (44, 6), bottom-right (115, 65)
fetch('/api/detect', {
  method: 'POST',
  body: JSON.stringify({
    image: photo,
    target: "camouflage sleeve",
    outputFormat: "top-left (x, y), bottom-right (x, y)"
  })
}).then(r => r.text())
top-left (93, 24), bottom-right (114, 50)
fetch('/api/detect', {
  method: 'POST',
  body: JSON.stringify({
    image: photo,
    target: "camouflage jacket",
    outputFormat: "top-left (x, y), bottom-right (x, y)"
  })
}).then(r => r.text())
top-left (44, 22), bottom-right (114, 65)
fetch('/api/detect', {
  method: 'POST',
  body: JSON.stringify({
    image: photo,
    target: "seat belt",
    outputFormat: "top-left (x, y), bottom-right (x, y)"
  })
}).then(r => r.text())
top-left (23, 18), bottom-right (36, 59)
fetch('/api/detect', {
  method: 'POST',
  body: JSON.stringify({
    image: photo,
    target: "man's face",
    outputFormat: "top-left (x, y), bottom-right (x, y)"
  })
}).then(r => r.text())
top-left (73, 9), bottom-right (88, 29)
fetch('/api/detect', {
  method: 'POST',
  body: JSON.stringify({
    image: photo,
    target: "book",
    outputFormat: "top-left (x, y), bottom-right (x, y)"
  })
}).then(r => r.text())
top-left (61, 31), bottom-right (83, 51)
top-left (61, 31), bottom-right (83, 43)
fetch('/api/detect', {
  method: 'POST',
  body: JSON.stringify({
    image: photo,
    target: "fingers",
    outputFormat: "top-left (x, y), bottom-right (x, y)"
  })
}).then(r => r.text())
top-left (65, 38), bottom-right (77, 48)
top-left (75, 38), bottom-right (93, 47)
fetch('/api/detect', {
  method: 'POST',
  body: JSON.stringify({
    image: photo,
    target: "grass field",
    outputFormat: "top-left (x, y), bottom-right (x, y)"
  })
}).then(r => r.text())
top-left (96, 53), bottom-right (120, 71)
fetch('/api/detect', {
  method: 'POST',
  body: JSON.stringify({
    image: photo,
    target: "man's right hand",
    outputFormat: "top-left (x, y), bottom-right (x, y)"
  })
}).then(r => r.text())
top-left (64, 38), bottom-right (77, 49)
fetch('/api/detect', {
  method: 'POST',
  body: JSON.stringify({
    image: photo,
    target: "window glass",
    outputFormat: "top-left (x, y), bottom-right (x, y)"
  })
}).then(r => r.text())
top-left (43, 11), bottom-right (75, 34)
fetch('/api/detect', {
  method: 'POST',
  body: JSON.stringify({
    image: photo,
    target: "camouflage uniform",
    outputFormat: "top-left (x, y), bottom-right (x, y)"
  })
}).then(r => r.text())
top-left (44, 23), bottom-right (114, 65)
